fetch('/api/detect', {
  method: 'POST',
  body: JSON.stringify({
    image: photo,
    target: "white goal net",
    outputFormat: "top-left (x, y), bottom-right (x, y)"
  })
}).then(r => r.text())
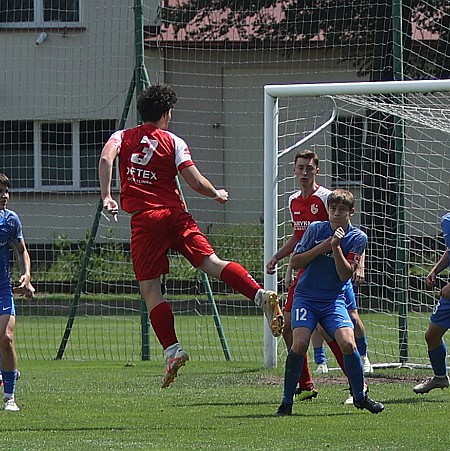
top-left (264, 80), bottom-right (450, 369)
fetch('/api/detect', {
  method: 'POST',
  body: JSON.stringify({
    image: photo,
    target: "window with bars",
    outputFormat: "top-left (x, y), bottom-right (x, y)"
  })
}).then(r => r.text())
top-left (0, 119), bottom-right (117, 191)
top-left (0, 0), bottom-right (81, 27)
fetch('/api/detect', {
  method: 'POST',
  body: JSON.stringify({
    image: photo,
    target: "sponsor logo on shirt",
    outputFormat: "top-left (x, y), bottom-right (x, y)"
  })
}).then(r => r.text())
top-left (293, 220), bottom-right (311, 231)
top-left (126, 166), bottom-right (158, 185)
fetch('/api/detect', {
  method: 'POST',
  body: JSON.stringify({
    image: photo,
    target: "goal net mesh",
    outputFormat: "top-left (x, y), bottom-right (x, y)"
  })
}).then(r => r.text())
top-left (273, 88), bottom-right (449, 368)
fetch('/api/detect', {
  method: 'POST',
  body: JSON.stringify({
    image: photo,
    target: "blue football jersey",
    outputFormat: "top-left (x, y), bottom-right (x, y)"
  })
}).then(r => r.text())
top-left (294, 221), bottom-right (367, 302)
top-left (442, 212), bottom-right (450, 252)
top-left (0, 209), bottom-right (23, 289)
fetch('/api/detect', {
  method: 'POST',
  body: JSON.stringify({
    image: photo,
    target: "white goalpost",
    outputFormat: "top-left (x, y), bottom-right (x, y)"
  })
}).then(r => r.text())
top-left (264, 79), bottom-right (450, 369)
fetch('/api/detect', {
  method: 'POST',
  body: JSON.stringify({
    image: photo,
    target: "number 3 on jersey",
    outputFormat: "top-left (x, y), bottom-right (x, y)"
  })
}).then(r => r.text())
top-left (130, 136), bottom-right (158, 165)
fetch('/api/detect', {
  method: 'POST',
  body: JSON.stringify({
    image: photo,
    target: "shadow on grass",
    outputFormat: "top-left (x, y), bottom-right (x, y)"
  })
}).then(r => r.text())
top-left (218, 411), bottom-right (357, 419)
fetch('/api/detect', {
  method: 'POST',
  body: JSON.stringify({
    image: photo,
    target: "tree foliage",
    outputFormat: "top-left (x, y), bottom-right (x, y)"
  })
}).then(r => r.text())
top-left (160, 0), bottom-right (450, 79)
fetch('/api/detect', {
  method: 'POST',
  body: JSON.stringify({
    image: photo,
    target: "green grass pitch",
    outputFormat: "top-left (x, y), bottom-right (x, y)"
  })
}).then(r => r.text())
top-left (2, 353), bottom-right (449, 450)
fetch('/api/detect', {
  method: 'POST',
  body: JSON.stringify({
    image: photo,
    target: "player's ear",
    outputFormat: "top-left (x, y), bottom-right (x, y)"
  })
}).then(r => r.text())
top-left (349, 207), bottom-right (355, 217)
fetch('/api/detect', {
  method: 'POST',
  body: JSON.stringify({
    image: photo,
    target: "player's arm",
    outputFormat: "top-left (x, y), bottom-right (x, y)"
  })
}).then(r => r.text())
top-left (290, 239), bottom-right (331, 270)
top-left (284, 263), bottom-right (294, 290)
top-left (290, 223), bottom-right (332, 270)
top-left (266, 233), bottom-right (298, 274)
top-left (99, 140), bottom-right (120, 221)
top-left (12, 239), bottom-right (35, 299)
top-left (180, 165), bottom-right (228, 204)
top-left (353, 250), bottom-right (366, 286)
top-left (425, 250), bottom-right (449, 288)
top-left (331, 227), bottom-right (356, 282)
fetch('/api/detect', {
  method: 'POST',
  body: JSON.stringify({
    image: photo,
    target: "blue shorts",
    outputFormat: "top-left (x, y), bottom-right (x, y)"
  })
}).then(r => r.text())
top-left (430, 297), bottom-right (450, 329)
top-left (0, 287), bottom-right (16, 317)
top-left (345, 283), bottom-right (357, 310)
top-left (291, 297), bottom-right (354, 339)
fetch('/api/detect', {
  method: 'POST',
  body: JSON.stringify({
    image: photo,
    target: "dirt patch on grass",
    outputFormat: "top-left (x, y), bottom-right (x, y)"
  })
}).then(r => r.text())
top-left (260, 372), bottom-right (427, 387)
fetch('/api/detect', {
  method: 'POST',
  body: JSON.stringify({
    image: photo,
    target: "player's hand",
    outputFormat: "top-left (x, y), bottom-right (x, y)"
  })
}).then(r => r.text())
top-left (103, 196), bottom-right (119, 222)
top-left (331, 227), bottom-right (345, 247)
top-left (266, 257), bottom-right (277, 275)
top-left (14, 275), bottom-right (35, 299)
top-left (214, 189), bottom-right (228, 204)
top-left (425, 271), bottom-right (437, 288)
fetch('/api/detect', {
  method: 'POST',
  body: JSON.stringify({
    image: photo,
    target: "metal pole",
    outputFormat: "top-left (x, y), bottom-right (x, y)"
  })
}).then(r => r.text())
top-left (393, 0), bottom-right (408, 365)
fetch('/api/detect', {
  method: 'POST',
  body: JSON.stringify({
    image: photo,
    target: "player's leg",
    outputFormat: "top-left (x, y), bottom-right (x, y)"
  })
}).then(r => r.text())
top-left (131, 209), bottom-right (189, 388)
top-left (283, 280), bottom-right (317, 401)
top-left (348, 308), bottom-right (373, 375)
top-left (0, 310), bottom-right (20, 411)
top-left (276, 326), bottom-right (313, 416)
top-left (413, 300), bottom-right (449, 394)
top-left (326, 301), bottom-right (384, 414)
top-left (346, 283), bottom-right (373, 375)
top-left (172, 207), bottom-right (282, 336)
top-left (140, 278), bottom-right (189, 388)
top-left (199, 254), bottom-right (283, 337)
top-left (276, 299), bottom-right (317, 416)
top-left (311, 327), bottom-right (328, 374)
top-left (317, 323), bottom-right (346, 376)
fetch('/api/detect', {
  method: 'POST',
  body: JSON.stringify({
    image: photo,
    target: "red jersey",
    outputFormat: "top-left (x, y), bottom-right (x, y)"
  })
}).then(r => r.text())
top-left (289, 185), bottom-right (331, 241)
top-left (107, 124), bottom-right (194, 213)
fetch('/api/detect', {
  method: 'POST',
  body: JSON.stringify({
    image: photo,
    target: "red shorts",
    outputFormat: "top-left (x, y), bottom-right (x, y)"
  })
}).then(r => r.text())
top-left (284, 268), bottom-right (305, 313)
top-left (130, 207), bottom-right (214, 281)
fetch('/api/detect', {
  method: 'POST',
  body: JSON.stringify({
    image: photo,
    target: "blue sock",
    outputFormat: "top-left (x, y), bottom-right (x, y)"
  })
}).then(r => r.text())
top-left (343, 350), bottom-right (364, 402)
top-left (2, 370), bottom-right (17, 399)
top-left (429, 342), bottom-right (447, 377)
top-left (356, 336), bottom-right (368, 357)
top-left (282, 350), bottom-right (304, 405)
top-left (314, 346), bottom-right (327, 365)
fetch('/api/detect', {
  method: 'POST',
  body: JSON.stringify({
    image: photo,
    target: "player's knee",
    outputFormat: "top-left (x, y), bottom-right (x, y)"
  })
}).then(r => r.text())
top-left (0, 332), bottom-right (13, 351)
top-left (291, 342), bottom-right (307, 355)
top-left (339, 340), bottom-right (356, 355)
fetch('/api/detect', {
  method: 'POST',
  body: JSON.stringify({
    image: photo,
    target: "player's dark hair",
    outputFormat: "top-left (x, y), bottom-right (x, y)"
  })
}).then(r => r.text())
top-left (0, 173), bottom-right (10, 188)
top-left (294, 150), bottom-right (319, 167)
top-left (137, 84), bottom-right (178, 122)
top-left (327, 189), bottom-right (355, 210)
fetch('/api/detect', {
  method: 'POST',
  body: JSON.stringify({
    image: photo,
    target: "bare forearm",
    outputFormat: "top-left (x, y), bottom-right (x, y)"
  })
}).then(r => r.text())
top-left (332, 245), bottom-right (353, 281)
top-left (17, 251), bottom-right (31, 278)
top-left (273, 235), bottom-right (299, 262)
top-left (431, 251), bottom-right (449, 276)
top-left (99, 157), bottom-right (114, 200)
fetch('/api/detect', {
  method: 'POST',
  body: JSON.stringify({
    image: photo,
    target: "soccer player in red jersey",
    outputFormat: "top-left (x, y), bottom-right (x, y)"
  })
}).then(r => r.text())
top-left (99, 84), bottom-right (283, 388)
top-left (266, 150), bottom-right (372, 403)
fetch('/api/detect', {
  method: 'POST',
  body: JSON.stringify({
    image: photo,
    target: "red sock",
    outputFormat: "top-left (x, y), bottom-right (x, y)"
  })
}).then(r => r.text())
top-left (149, 301), bottom-right (178, 350)
top-left (220, 262), bottom-right (260, 301)
top-left (328, 340), bottom-right (347, 377)
top-left (299, 354), bottom-right (314, 390)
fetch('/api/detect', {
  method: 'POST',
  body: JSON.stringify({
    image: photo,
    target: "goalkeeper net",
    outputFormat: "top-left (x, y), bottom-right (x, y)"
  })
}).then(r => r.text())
top-left (264, 79), bottom-right (450, 369)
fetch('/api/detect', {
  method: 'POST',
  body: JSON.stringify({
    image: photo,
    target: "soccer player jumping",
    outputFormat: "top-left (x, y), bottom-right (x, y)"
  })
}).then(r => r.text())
top-left (99, 83), bottom-right (283, 388)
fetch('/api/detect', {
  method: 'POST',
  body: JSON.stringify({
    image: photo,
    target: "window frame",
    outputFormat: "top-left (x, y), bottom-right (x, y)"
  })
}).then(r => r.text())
top-left (0, 0), bottom-right (82, 29)
top-left (0, 119), bottom-right (117, 193)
